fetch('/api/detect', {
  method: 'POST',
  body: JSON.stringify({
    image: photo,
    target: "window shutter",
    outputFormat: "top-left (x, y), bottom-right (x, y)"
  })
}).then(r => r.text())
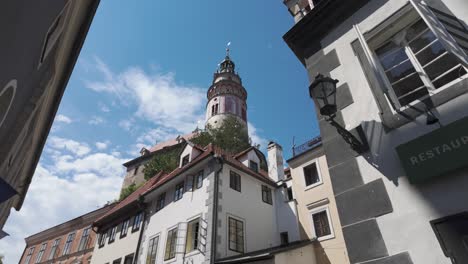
top-left (353, 25), bottom-right (402, 108)
top-left (410, 0), bottom-right (468, 68)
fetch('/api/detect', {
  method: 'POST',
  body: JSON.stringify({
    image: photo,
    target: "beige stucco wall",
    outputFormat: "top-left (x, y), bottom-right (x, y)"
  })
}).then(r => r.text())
top-left (274, 243), bottom-right (317, 264)
top-left (288, 148), bottom-right (350, 264)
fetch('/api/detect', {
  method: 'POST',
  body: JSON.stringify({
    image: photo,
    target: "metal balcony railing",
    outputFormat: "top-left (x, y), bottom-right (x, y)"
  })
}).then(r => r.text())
top-left (292, 136), bottom-right (322, 157)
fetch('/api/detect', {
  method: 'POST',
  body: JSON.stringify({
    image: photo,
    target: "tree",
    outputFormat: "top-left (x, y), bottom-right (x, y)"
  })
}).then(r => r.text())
top-left (191, 116), bottom-right (251, 154)
top-left (119, 183), bottom-right (141, 201)
top-left (141, 116), bottom-right (251, 184)
top-left (143, 144), bottom-right (184, 180)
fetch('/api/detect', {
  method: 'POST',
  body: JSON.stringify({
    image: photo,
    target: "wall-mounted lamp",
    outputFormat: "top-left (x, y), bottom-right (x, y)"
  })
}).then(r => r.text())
top-left (309, 74), bottom-right (368, 153)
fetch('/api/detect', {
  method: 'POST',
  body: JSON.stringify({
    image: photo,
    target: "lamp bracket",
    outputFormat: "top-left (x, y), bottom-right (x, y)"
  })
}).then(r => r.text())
top-left (326, 115), bottom-right (368, 154)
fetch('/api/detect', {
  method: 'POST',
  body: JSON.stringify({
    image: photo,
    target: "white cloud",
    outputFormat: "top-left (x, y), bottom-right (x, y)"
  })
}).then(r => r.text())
top-left (86, 58), bottom-right (205, 134)
top-left (88, 116), bottom-right (105, 125)
top-left (100, 103), bottom-right (110, 113)
top-left (0, 157), bottom-right (125, 263)
top-left (137, 127), bottom-right (175, 146)
top-left (118, 119), bottom-right (135, 131)
top-left (54, 153), bottom-right (126, 176)
top-left (54, 114), bottom-right (72, 124)
top-left (47, 136), bottom-right (91, 157)
top-left (248, 122), bottom-right (268, 150)
top-left (95, 140), bottom-right (110, 150)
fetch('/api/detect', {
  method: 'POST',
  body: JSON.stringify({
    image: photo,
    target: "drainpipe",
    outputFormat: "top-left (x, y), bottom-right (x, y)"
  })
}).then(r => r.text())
top-left (210, 155), bottom-right (223, 264)
top-left (133, 195), bottom-right (147, 264)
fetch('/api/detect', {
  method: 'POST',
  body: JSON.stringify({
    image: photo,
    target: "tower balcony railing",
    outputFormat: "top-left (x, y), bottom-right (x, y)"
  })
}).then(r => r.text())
top-left (292, 136), bottom-right (322, 157)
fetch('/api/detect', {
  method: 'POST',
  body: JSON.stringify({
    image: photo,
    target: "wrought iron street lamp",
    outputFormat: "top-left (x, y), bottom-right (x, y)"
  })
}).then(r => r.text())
top-left (309, 74), bottom-right (368, 153)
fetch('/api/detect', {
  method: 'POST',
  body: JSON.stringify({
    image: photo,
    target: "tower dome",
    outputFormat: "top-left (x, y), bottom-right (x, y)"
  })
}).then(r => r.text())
top-left (205, 49), bottom-right (248, 136)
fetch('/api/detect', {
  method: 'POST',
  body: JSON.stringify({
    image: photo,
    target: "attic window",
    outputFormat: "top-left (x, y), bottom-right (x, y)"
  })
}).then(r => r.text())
top-left (182, 155), bottom-right (190, 166)
top-left (249, 160), bottom-right (258, 173)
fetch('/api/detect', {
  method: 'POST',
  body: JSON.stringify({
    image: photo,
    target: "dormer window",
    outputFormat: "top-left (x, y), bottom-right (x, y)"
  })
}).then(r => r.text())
top-left (249, 160), bottom-right (258, 173)
top-left (182, 155), bottom-right (190, 166)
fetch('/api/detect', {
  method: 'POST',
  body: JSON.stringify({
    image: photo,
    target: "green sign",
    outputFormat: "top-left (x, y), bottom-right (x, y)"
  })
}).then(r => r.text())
top-left (396, 116), bottom-right (468, 184)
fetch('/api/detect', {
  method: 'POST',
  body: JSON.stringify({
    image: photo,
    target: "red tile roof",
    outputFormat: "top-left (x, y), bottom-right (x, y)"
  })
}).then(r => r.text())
top-left (94, 172), bottom-right (164, 226)
top-left (96, 144), bottom-right (276, 225)
top-left (149, 132), bottom-right (199, 152)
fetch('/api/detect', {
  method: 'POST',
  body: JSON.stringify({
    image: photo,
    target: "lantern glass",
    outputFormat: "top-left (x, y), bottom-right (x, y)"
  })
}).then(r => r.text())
top-left (309, 75), bottom-right (338, 116)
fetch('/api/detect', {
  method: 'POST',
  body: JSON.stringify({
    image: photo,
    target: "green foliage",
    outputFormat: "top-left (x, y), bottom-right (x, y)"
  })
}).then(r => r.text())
top-left (119, 183), bottom-right (142, 201)
top-left (142, 116), bottom-right (251, 182)
top-left (143, 144), bottom-right (184, 180)
top-left (191, 116), bottom-right (251, 154)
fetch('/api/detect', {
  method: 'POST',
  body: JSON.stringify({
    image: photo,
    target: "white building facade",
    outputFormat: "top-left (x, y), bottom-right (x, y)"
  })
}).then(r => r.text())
top-left (284, 0), bottom-right (468, 263)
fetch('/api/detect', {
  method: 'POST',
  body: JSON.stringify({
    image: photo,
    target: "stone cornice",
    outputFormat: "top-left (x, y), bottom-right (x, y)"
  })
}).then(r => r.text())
top-left (207, 80), bottom-right (247, 101)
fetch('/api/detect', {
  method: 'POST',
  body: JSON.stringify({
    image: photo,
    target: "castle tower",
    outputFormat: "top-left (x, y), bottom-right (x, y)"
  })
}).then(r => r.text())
top-left (205, 49), bottom-right (248, 136)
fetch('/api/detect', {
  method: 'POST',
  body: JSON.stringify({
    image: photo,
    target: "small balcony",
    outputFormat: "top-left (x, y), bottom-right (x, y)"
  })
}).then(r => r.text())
top-left (292, 136), bottom-right (322, 157)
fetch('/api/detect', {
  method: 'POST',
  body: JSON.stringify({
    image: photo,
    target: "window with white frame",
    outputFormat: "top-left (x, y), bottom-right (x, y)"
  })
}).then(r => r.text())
top-left (195, 170), bottom-right (204, 189)
top-left (356, 4), bottom-right (468, 112)
top-left (78, 227), bottom-right (91, 251)
top-left (120, 218), bottom-right (130, 238)
top-left (261, 185), bottom-right (273, 205)
top-left (229, 171), bottom-right (241, 192)
top-left (303, 162), bottom-right (321, 188)
top-left (48, 238), bottom-right (60, 260)
top-left (62, 232), bottom-right (75, 256)
top-left (164, 228), bottom-right (178, 260)
top-left (185, 218), bottom-right (200, 253)
top-left (146, 235), bottom-right (159, 264)
top-left (373, 18), bottom-right (466, 107)
top-left (108, 225), bottom-right (117, 243)
top-left (35, 243), bottom-right (47, 264)
top-left (249, 160), bottom-right (258, 173)
top-left (174, 182), bottom-right (185, 201)
top-left (132, 212), bottom-right (143, 232)
top-left (310, 206), bottom-right (334, 240)
top-left (228, 217), bottom-right (244, 253)
top-left (24, 247), bottom-right (35, 264)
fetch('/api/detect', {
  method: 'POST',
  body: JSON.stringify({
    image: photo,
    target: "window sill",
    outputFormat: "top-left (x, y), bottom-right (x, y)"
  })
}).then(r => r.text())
top-left (184, 250), bottom-right (201, 258)
top-left (316, 234), bottom-right (335, 242)
top-left (120, 233), bottom-right (127, 239)
top-left (304, 181), bottom-right (323, 191)
top-left (380, 74), bottom-right (468, 130)
top-left (131, 228), bottom-right (140, 234)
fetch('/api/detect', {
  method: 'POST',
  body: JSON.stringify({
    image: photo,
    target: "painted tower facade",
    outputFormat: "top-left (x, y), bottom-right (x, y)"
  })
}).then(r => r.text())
top-left (205, 51), bottom-right (248, 135)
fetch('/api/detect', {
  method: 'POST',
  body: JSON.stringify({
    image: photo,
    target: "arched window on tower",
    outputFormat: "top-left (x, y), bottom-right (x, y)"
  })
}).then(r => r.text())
top-left (212, 103), bottom-right (219, 116)
top-left (242, 107), bottom-right (246, 121)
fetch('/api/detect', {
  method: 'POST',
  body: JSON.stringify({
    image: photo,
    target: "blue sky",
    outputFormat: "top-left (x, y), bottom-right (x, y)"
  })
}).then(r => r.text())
top-left (0, 1), bottom-right (318, 262)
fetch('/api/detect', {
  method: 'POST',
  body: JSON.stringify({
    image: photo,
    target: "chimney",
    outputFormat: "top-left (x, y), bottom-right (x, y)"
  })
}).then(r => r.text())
top-left (267, 141), bottom-right (285, 182)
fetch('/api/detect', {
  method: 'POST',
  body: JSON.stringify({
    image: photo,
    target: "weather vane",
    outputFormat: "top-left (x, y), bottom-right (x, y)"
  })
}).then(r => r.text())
top-left (226, 41), bottom-right (231, 57)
